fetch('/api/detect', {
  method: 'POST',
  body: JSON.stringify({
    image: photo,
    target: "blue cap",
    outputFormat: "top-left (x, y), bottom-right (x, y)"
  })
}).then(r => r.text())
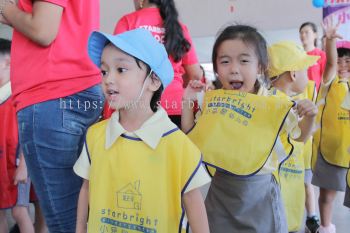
top-left (88, 28), bottom-right (173, 89)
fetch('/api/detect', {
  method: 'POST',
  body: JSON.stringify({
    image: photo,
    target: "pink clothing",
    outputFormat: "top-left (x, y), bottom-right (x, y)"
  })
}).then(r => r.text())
top-left (11, 0), bottom-right (101, 111)
top-left (307, 48), bottom-right (326, 90)
top-left (114, 8), bottom-right (198, 115)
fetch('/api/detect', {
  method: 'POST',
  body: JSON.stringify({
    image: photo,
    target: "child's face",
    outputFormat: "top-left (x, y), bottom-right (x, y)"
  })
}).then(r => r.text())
top-left (337, 56), bottom-right (350, 80)
top-left (100, 44), bottom-right (150, 110)
top-left (215, 39), bottom-right (259, 93)
top-left (292, 70), bottom-right (308, 94)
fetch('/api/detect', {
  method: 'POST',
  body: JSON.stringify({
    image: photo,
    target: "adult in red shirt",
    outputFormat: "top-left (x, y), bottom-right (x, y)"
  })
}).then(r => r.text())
top-left (112, 0), bottom-right (202, 127)
top-left (300, 22), bottom-right (327, 90)
top-left (0, 1), bottom-right (104, 232)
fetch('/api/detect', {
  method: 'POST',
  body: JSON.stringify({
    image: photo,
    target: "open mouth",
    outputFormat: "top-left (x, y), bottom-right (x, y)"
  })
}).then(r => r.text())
top-left (106, 89), bottom-right (119, 100)
top-left (229, 81), bottom-right (243, 90)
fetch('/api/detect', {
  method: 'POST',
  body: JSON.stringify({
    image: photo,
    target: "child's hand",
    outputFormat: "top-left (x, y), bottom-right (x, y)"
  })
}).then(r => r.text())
top-left (322, 16), bottom-right (343, 40)
top-left (183, 80), bottom-right (205, 101)
top-left (295, 99), bottom-right (318, 118)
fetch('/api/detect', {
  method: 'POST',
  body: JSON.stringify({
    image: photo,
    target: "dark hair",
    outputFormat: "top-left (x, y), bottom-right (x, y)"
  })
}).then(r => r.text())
top-left (299, 22), bottom-right (318, 47)
top-left (212, 25), bottom-right (269, 90)
top-left (337, 48), bottom-right (350, 58)
top-left (149, 0), bottom-right (191, 62)
top-left (200, 65), bottom-right (205, 77)
top-left (0, 38), bottom-right (11, 56)
top-left (134, 58), bottom-right (163, 112)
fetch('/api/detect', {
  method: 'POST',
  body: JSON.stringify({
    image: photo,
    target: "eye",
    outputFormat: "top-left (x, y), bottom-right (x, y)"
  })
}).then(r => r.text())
top-left (117, 67), bottom-right (127, 73)
top-left (219, 60), bottom-right (229, 64)
top-left (241, 59), bottom-right (250, 64)
top-left (101, 70), bottom-right (108, 77)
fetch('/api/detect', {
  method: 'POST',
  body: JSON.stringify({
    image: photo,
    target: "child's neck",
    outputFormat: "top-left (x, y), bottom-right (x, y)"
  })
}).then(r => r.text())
top-left (272, 76), bottom-right (294, 97)
top-left (119, 106), bottom-right (155, 132)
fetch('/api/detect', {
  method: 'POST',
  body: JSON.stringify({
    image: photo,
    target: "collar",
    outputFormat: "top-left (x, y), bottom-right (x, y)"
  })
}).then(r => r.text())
top-left (105, 107), bottom-right (177, 150)
top-left (0, 82), bottom-right (11, 104)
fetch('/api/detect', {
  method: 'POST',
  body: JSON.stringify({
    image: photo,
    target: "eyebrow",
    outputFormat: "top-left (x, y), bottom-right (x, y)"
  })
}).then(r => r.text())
top-left (113, 57), bottom-right (134, 63)
top-left (218, 53), bottom-right (252, 59)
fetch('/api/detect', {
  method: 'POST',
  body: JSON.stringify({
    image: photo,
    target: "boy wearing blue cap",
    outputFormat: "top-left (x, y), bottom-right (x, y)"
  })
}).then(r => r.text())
top-left (74, 28), bottom-right (210, 233)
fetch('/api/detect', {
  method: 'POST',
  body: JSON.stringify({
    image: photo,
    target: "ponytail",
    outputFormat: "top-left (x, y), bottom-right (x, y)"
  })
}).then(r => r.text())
top-left (149, 0), bottom-right (191, 62)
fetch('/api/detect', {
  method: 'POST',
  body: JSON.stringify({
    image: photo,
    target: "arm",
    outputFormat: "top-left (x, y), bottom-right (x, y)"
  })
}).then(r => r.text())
top-left (294, 99), bottom-right (318, 142)
top-left (13, 151), bottom-right (27, 185)
top-left (322, 20), bottom-right (343, 84)
top-left (181, 80), bottom-right (205, 133)
top-left (76, 179), bottom-right (89, 233)
top-left (183, 63), bottom-right (202, 81)
top-left (183, 188), bottom-right (210, 233)
top-left (1, 0), bottom-right (63, 46)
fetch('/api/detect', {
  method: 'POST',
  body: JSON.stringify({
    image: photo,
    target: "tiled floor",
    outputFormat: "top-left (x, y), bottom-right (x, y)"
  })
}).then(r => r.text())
top-left (6, 184), bottom-right (350, 233)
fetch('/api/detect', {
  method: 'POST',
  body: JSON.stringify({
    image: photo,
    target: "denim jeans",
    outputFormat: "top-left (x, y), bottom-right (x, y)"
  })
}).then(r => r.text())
top-left (17, 85), bottom-right (104, 233)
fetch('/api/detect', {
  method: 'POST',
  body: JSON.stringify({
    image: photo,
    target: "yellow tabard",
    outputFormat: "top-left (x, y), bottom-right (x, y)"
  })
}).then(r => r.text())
top-left (188, 89), bottom-right (294, 176)
top-left (279, 139), bottom-right (305, 232)
top-left (347, 169), bottom-right (350, 188)
top-left (86, 121), bottom-right (202, 233)
top-left (313, 77), bottom-right (350, 168)
top-left (302, 81), bottom-right (317, 170)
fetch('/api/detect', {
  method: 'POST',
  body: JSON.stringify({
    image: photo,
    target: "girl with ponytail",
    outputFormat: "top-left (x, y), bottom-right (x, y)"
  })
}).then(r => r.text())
top-left (112, 0), bottom-right (202, 127)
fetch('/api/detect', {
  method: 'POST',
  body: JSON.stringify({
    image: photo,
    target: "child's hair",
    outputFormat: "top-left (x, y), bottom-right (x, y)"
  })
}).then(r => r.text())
top-left (0, 38), bottom-right (11, 56)
top-left (133, 56), bottom-right (164, 112)
top-left (148, 0), bottom-right (191, 62)
top-left (299, 22), bottom-right (318, 47)
top-left (337, 48), bottom-right (350, 58)
top-left (212, 25), bottom-right (269, 90)
top-left (200, 65), bottom-right (205, 78)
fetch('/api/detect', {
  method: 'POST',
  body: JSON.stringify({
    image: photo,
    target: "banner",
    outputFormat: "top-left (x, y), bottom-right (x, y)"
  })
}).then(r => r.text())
top-left (323, 2), bottom-right (350, 48)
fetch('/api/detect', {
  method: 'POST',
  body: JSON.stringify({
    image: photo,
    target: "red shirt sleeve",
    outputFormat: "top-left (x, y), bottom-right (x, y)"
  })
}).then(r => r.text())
top-left (114, 16), bottom-right (130, 35)
top-left (181, 24), bottom-right (198, 65)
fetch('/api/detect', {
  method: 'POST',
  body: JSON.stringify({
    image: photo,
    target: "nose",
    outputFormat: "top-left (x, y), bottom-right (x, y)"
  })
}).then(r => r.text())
top-left (104, 72), bottom-right (115, 85)
top-left (230, 62), bottom-right (239, 74)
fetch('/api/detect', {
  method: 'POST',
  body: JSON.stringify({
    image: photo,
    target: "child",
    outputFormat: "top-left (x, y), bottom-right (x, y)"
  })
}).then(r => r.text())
top-left (312, 23), bottom-right (350, 233)
top-left (0, 39), bottom-right (35, 233)
top-left (268, 41), bottom-right (319, 233)
top-left (73, 28), bottom-right (210, 233)
top-left (302, 81), bottom-right (320, 233)
top-left (182, 25), bottom-right (316, 233)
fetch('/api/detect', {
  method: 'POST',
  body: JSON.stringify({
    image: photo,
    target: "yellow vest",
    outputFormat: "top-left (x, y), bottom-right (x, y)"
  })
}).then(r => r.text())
top-left (86, 121), bottom-right (202, 233)
top-left (188, 89), bottom-right (294, 176)
top-left (271, 87), bottom-right (311, 231)
top-left (279, 139), bottom-right (305, 231)
top-left (303, 81), bottom-right (317, 170)
top-left (313, 77), bottom-right (350, 168)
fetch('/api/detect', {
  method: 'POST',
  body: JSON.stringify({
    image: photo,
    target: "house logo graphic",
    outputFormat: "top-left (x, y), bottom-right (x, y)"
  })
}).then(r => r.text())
top-left (117, 180), bottom-right (142, 210)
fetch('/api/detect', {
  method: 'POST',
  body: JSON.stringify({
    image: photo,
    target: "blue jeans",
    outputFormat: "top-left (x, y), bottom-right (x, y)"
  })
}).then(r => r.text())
top-left (17, 85), bottom-right (104, 233)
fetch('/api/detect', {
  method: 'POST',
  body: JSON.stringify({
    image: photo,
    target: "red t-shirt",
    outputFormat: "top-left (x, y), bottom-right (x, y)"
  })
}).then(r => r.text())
top-left (114, 8), bottom-right (199, 115)
top-left (307, 48), bottom-right (326, 90)
top-left (0, 97), bottom-right (18, 208)
top-left (11, 0), bottom-right (101, 111)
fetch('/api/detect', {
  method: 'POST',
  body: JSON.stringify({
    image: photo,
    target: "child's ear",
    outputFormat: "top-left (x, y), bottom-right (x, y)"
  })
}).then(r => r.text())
top-left (148, 74), bottom-right (161, 91)
top-left (289, 71), bottom-right (297, 82)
